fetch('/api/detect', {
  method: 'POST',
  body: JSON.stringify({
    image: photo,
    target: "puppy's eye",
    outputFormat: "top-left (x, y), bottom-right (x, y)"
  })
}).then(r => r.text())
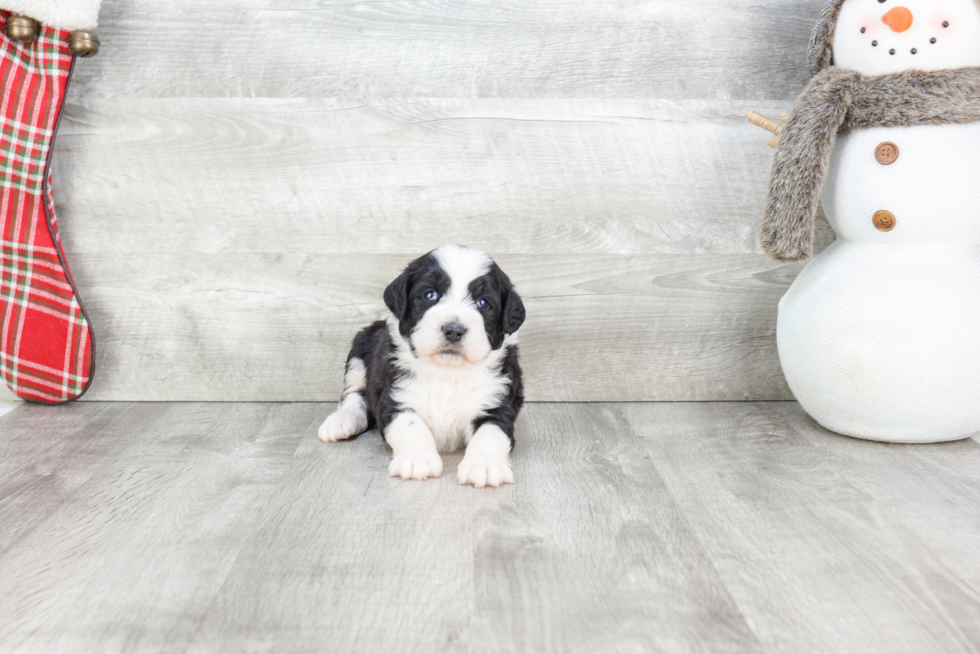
top-left (424, 290), bottom-right (439, 302)
top-left (476, 298), bottom-right (489, 309)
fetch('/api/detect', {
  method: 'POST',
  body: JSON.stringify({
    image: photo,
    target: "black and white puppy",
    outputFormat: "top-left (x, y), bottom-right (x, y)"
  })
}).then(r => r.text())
top-left (318, 245), bottom-right (525, 488)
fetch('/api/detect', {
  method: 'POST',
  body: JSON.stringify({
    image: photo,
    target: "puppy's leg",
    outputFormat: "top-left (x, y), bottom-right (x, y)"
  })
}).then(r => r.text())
top-left (385, 412), bottom-right (443, 481)
top-left (458, 424), bottom-right (514, 488)
top-left (318, 358), bottom-right (370, 443)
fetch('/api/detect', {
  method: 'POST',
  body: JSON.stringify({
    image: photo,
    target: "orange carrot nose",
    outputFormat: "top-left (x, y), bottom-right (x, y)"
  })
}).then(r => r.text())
top-left (882, 6), bottom-right (914, 32)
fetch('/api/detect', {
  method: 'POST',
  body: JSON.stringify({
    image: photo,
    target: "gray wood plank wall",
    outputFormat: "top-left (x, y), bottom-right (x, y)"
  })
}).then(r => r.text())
top-left (53, 0), bottom-right (834, 402)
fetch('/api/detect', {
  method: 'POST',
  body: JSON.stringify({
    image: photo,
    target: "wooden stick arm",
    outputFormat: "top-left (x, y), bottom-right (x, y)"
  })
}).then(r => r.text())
top-left (747, 111), bottom-right (784, 135)
top-left (747, 111), bottom-right (788, 148)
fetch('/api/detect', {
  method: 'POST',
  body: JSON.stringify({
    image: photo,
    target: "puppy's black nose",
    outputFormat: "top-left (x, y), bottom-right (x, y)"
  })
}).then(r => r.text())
top-left (441, 323), bottom-right (467, 343)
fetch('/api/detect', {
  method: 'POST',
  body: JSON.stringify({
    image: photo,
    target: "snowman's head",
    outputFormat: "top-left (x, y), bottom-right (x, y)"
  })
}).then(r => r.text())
top-left (809, 0), bottom-right (980, 75)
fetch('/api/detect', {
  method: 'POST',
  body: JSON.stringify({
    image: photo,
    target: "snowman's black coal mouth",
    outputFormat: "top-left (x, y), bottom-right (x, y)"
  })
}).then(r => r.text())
top-left (870, 39), bottom-right (938, 56)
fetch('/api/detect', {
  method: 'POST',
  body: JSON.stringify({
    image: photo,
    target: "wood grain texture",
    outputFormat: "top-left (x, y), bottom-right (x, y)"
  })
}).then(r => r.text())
top-left (0, 403), bottom-right (118, 556)
top-left (465, 403), bottom-right (760, 653)
top-left (55, 98), bottom-right (836, 257)
top-left (71, 0), bottom-right (825, 100)
top-left (626, 402), bottom-right (980, 654)
top-left (188, 402), bottom-right (760, 654)
top-left (50, 98), bottom-right (835, 401)
top-left (45, 0), bottom-right (843, 402)
top-left (184, 410), bottom-right (479, 653)
top-left (0, 402), bottom-right (309, 653)
top-left (67, 253), bottom-right (801, 402)
top-left (3, 402), bottom-right (980, 652)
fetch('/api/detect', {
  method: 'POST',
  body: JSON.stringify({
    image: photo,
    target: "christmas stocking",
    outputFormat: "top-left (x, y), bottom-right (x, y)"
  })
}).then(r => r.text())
top-left (0, 2), bottom-right (100, 403)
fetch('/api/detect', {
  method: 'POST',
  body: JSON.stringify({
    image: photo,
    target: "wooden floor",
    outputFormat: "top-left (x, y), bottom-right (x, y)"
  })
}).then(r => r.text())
top-left (1, 402), bottom-right (979, 653)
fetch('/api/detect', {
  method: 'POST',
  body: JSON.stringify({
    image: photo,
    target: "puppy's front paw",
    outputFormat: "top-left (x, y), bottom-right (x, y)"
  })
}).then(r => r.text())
top-left (318, 406), bottom-right (368, 443)
top-left (457, 452), bottom-right (514, 488)
top-left (389, 449), bottom-right (443, 481)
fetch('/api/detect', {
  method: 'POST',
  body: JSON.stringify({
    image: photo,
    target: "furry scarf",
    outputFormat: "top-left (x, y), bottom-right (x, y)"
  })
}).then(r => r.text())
top-left (761, 66), bottom-right (980, 262)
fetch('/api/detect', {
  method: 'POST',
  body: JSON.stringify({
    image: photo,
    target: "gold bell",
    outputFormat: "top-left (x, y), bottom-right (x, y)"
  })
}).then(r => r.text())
top-left (5, 15), bottom-right (38, 43)
top-left (68, 30), bottom-right (99, 57)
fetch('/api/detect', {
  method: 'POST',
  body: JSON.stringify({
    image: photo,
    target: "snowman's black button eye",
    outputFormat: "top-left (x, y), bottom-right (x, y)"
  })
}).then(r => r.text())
top-left (911, 48), bottom-right (917, 54)
top-left (861, 27), bottom-right (867, 33)
top-left (931, 37), bottom-right (937, 43)
top-left (943, 21), bottom-right (950, 27)
top-left (872, 40), bottom-right (879, 46)
top-left (889, 48), bottom-right (896, 55)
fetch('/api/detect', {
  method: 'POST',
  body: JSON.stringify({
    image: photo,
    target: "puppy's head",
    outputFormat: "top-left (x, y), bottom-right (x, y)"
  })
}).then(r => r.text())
top-left (384, 245), bottom-right (525, 365)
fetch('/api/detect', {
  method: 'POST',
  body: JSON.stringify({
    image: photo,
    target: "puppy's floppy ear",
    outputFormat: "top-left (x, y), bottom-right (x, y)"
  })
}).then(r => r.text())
top-left (503, 291), bottom-right (526, 335)
top-left (494, 265), bottom-right (525, 335)
top-left (384, 269), bottom-right (411, 320)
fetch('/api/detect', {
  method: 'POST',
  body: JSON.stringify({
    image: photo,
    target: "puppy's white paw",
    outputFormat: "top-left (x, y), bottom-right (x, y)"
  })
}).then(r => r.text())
top-left (318, 405), bottom-right (368, 443)
top-left (389, 449), bottom-right (444, 481)
top-left (457, 452), bottom-right (514, 488)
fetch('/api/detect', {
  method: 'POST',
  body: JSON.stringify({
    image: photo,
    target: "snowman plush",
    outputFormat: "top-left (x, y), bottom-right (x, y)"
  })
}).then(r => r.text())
top-left (761, 0), bottom-right (980, 442)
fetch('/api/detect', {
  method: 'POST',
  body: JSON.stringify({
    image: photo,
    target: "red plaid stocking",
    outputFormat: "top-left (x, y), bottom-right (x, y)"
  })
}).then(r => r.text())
top-left (1, 10), bottom-right (94, 403)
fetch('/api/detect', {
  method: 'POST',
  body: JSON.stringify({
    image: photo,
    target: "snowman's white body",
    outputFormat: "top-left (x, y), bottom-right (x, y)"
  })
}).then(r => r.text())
top-left (774, 0), bottom-right (980, 442)
top-left (778, 122), bottom-right (980, 441)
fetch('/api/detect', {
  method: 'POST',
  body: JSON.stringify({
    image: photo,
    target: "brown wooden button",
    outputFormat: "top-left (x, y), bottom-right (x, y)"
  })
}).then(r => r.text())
top-left (875, 142), bottom-right (899, 165)
top-left (873, 210), bottom-right (896, 232)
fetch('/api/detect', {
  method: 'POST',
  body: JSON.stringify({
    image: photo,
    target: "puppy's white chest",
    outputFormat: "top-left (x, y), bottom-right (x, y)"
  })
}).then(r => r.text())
top-left (393, 364), bottom-right (506, 453)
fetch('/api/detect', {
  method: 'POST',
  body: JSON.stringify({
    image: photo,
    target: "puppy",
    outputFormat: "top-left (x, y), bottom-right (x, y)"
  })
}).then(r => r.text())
top-left (318, 245), bottom-right (525, 488)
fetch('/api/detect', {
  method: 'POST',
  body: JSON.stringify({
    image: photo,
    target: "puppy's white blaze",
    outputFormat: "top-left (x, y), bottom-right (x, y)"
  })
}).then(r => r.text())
top-left (432, 244), bottom-right (493, 292)
top-left (389, 318), bottom-right (511, 453)
top-left (342, 358), bottom-right (367, 396)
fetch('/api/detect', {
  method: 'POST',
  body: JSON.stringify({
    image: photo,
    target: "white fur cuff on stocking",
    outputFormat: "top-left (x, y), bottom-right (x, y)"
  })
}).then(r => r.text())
top-left (2, 0), bottom-right (102, 31)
